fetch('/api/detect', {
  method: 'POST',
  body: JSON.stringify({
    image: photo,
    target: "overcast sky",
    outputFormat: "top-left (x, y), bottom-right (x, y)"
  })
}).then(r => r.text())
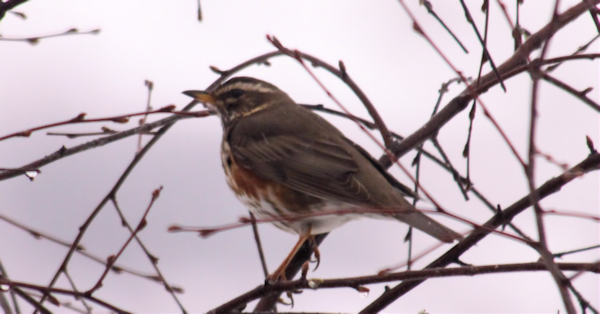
top-left (1, 1), bottom-right (598, 313)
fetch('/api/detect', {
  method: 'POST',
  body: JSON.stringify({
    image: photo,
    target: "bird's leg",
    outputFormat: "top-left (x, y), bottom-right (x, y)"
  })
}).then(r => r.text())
top-left (309, 235), bottom-right (321, 270)
top-left (267, 227), bottom-right (312, 282)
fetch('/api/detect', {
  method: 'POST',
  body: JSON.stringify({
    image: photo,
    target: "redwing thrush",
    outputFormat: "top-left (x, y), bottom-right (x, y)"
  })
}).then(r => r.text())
top-left (183, 77), bottom-right (461, 281)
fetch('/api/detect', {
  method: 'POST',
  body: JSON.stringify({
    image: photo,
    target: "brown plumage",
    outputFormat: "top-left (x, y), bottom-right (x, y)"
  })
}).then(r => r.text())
top-left (184, 77), bottom-right (460, 280)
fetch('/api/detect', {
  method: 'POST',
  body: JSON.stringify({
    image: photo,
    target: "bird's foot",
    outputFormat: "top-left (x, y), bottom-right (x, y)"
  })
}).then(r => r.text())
top-left (308, 235), bottom-right (321, 271)
top-left (265, 269), bottom-right (288, 283)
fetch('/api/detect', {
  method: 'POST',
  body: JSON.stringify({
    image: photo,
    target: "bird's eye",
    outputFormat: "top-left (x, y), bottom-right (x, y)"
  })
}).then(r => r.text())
top-left (230, 89), bottom-right (244, 98)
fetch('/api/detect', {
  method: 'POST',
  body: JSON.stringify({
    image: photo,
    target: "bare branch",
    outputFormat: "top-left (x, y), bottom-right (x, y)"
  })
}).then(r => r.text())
top-left (209, 262), bottom-right (599, 313)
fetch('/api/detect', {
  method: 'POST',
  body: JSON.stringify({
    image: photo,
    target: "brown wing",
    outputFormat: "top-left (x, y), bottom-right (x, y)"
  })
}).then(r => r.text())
top-left (230, 133), bottom-right (372, 204)
top-left (227, 103), bottom-right (461, 242)
top-left (341, 136), bottom-right (420, 200)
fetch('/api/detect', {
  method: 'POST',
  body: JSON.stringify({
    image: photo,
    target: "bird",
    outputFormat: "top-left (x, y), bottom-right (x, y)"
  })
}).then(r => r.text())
top-left (183, 77), bottom-right (461, 281)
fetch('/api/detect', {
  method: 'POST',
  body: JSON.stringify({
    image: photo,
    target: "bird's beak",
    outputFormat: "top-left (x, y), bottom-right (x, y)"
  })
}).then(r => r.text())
top-left (182, 90), bottom-right (215, 105)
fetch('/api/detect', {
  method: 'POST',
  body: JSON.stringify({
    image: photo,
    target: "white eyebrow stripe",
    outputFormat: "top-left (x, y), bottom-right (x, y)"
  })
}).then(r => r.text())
top-left (215, 81), bottom-right (276, 95)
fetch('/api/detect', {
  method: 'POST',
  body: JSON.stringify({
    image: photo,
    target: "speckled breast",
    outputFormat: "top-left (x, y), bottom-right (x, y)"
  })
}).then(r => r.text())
top-left (220, 141), bottom-right (360, 235)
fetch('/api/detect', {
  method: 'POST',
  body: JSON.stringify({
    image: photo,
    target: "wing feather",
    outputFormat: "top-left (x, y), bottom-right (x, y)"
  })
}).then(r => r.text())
top-left (230, 134), bottom-right (371, 204)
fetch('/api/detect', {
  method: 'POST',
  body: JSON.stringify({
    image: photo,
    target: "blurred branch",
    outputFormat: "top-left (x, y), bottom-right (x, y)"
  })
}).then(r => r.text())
top-left (197, 0), bottom-right (202, 21)
top-left (463, 0), bottom-right (491, 188)
top-left (0, 278), bottom-right (130, 313)
top-left (458, 0), bottom-right (505, 91)
top-left (249, 212), bottom-right (269, 279)
top-left (0, 213), bottom-right (167, 282)
top-left (0, 0), bottom-right (30, 21)
top-left (8, 286), bottom-right (51, 314)
top-left (583, 0), bottom-right (600, 34)
top-left (546, 34), bottom-right (600, 72)
top-left (87, 187), bottom-right (163, 294)
top-left (137, 80), bottom-right (155, 154)
top-left (421, 0), bottom-right (468, 53)
top-left (496, 0), bottom-right (523, 50)
top-left (110, 197), bottom-right (187, 311)
top-left (526, 2), bottom-right (575, 311)
top-left (63, 269), bottom-right (92, 313)
top-left (0, 261), bottom-right (20, 314)
top-left (0, 28), bottom-right (100, 44)
top-left (554, 245), bottom-right (600, 258)
top-left (541, 72), bottom-right (599, 111)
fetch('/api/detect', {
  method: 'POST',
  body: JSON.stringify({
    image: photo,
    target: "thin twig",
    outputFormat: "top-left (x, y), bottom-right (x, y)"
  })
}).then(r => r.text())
top-left (63, 269), bottom-right (92, 313)
top-left (459, 0), bottom-right (506, 91)
top-left (0, 105), bottom-right (199, 142)
top-left (526, 1), bottom-right (576, 312)
top-left (424, 78), bottom-right (470, 199)
top-left (86, 187), bottom-right (163, 294)
top-left (496, 0), bottom-right (523, 50)
top-left (249, 212), bottom-right (269, 278)
top-left (546, 34), bottom-right (600, 72)
top-left (8, 287), bottom-right (51, 314)
top-left (583, 0), bottom-right (600, 34)
top-left (0, 279), bottom-right (130, 314)
top-left (0, 213), bottom-right (168, 282)
top-left (421, 0), bottom-right (469, 53)
top-left (137, 80), bottom-right (154, 154)
top-left (0, 28), bottom-right (100, 44)
top-left (0, 0), bottom-right (30, 21)
top-left (541, 72), bottom-right (600, 111)
top-left (110, 198), bottom-right (187, 312)
top-left (0, 260), bottom-right (20, 314)
top-left (431, 138), bottom-right (469, 200)
top-left (464, 0), bottom-right (491, 189)
top-left (196, 0), bottom-right (202, 21)
top-left (554, 244), bottom-right (600, 258)
top-left (264, 37), bottom-right (394, 148)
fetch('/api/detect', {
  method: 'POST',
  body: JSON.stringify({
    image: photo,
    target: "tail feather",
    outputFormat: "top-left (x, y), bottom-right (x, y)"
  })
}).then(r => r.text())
top-left (395, 210), bottom-right (462, 243)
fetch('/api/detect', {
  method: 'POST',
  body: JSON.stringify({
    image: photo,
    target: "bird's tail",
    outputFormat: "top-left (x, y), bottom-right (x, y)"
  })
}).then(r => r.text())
top-left (394, 210), bottom-right (462, 243)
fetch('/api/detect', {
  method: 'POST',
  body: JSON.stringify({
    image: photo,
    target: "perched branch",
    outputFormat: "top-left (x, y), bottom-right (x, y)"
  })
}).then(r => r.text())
top-left (209, 262), bottom-right (599, 313)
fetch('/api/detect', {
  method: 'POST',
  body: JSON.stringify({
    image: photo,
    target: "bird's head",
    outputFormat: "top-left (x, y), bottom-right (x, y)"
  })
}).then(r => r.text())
top-left (183, 77), bottom-right (290, 125)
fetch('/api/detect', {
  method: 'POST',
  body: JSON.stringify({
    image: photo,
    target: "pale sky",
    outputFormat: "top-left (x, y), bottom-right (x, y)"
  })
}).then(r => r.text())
top-left (0, 1), bottom-right (598, 313)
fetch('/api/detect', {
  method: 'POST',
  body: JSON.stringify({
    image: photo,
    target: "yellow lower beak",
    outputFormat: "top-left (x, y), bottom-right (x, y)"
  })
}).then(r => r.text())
top-left (182, 90), bottom-right (215, 104)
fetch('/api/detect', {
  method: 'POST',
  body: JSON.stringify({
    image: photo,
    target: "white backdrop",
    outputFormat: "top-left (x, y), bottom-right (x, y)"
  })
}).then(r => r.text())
top-left (0, 1), bottom-right (598, 312)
